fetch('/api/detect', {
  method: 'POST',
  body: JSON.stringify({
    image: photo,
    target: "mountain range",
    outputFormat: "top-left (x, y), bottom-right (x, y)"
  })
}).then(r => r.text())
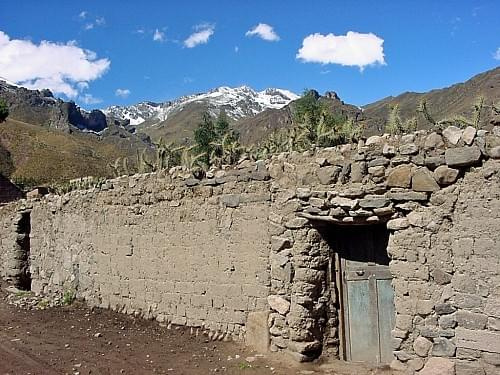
top-left (0, 66), bottom-right (498, 185)
top-left (361, 66), bottom-right (500, 134)
top-left (103, 86), bottom-right (299, 143)
top-left (0, 79), bottom-right (152, 185)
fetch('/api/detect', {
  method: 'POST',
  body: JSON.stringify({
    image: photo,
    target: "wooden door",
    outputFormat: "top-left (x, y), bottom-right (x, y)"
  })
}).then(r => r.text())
top-left (334, 225), bottom-right (395, 363)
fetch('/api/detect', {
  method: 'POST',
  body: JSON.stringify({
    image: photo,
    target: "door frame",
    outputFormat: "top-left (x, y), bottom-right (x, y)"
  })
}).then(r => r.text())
top-left (336, 253), bottom-right (348, 361)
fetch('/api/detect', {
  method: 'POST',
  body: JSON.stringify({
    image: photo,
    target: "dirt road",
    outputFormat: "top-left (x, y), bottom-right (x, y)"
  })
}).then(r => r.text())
top-left (0, 284), bottom-right (395, 375)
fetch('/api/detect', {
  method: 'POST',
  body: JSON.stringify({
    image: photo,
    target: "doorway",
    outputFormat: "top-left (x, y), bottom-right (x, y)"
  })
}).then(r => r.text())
top-left (323, 224), bottom-right (395, 364)
top-left (15, 211), bottom-right (31, 290)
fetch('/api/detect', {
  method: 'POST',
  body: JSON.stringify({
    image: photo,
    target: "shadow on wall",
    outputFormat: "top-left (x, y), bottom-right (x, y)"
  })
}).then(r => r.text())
top-left (15, 211), bottom-right (31, 290)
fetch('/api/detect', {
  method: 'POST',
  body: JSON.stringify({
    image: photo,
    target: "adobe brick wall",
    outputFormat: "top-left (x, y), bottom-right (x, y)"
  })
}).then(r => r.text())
top-left (0, 125), bottom-right (499, 374)
top-left (27, 174), bottom-right (272, 339)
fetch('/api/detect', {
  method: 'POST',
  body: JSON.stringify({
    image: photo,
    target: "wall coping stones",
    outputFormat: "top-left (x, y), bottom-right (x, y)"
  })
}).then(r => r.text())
top-left (411, 167), bottom-right (441, 192)
top-left (445, 146), bottom-right (482, 168)
top-left (443, 126), bottom-right (463, 145)
top-left (18, 125), bottom-right (496, 212)
top-left (461, 126), bottom-right (477, 145)
top-left (433, 166), bottom-right (459, 186)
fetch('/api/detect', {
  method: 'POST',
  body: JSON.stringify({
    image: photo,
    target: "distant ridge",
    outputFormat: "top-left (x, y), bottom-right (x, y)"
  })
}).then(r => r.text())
top-left (361, 66), bottom-right (500, 134)
top-left (103, 86), bottom-right (299, 143)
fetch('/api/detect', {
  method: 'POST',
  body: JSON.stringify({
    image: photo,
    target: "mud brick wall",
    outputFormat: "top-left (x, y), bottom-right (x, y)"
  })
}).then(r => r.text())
top-left (28, 172), bottom-right (273, 339)
top-left (386, 165), bottom-right (500, 375)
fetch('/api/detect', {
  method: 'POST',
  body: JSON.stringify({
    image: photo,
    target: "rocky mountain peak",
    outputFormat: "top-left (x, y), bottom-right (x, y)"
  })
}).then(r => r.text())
top-left (0, 78), bottom-right (108, 133)
top-left (102, 85), bottom-right (299, 129)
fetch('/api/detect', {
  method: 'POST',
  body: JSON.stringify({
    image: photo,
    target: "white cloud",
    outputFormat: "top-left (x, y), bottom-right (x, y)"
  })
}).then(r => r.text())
top-left (153, 29), bottom-right (166, 42)
top-left (115, 88), bottom-right (131, 98)
top-left (77, 82), bottom-right (89, 90)
top-left (0, 31), bottom-right (110, 97)
top-left (78, 12), bottom-right (105, 31)
top-left (184, 24), bottom-right (215, 48)
top-left (296, 31), bottom-right (386, 70)
top-left (95, 17), bottom-right (106, 26)
top-left (234, 46), bottom-right (239, 53)
top-left (494, 47), bottom-right (500, 61)
top-left (245, 23), bottom-right (280, 42)
top-left (80, 93), bottom-right (102, 105)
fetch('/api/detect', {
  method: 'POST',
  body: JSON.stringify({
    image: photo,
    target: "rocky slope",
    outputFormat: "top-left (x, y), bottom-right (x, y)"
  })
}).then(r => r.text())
top-left (103, 86), bottom-right (299, 143)
top-left (0, 80), bottom-right (153, 185)
top-left (361, 66), bottom-right (500, 134)
top-left (0, 118), bottom-right (151, 185)
top-left (0, 79), bottom-right (111, 133)
top-left (235, 90), bottom-right (363, 144)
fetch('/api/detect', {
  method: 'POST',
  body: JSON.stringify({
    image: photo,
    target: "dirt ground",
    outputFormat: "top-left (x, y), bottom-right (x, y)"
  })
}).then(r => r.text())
top-left (0, 283), bottom-right (397, 375)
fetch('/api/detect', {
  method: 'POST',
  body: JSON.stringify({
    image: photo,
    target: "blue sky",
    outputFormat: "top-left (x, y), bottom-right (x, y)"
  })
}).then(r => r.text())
top-left (0, 1), bottom-right (499, 108)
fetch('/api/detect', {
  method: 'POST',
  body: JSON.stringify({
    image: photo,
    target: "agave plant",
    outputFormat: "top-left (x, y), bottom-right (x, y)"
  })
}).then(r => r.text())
top-left (417, 100), bottom-right (436, 126)
top-left (472, 96), bottom-right (484, 129)
top-left (109, 157), bottom-right (122, 177)
top-left (419, 96), bottom-right (485, 130)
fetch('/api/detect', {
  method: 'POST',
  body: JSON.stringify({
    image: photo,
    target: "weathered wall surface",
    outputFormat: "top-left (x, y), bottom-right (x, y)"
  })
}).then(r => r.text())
top-left (1, 124), bottom-right (499, 374)
top-left (27, 173), bottom-right (272, 338)
top-left (0, 204), bottom-right (20, 282)
top-left (387, 163), bottom-right (500, 375)
top-left (260, 126), bottom-right (500, 374)
top-left (0, 204), bottom-right (30, 287)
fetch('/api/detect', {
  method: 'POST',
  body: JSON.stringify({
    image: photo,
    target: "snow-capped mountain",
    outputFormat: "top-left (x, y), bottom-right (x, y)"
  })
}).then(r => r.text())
top-left (103, 86), bottom-right (299, 127)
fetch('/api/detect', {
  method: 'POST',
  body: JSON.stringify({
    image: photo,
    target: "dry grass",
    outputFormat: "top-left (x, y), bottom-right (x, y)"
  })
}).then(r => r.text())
top-left (0, 119), bottom-right (131, 185)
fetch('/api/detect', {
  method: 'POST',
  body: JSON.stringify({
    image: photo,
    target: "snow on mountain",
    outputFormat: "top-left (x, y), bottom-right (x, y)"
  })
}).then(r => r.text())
top-left (0, 77), bottom-right (22, 88)
top-left (103, 86), bottom-right (299, 127)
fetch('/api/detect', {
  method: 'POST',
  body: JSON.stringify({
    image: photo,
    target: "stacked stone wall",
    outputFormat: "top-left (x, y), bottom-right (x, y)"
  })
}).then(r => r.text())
top-left (262, 125), bottom-right (500, 374)
top-left (0, 125), bottom-right (499, 374)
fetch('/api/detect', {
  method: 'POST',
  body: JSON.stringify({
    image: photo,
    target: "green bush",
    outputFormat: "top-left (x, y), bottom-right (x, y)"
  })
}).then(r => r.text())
top-left (63, 289), bottom-right (76, 305)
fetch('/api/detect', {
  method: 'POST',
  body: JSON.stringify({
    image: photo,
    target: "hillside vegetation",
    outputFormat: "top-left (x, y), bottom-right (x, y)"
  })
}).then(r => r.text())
top-left (362, 66), bottom-right (500, 134)
top-left (1, 67), bottom-right (498, 187)
top-left (0, 119), bottom-right (136, 185)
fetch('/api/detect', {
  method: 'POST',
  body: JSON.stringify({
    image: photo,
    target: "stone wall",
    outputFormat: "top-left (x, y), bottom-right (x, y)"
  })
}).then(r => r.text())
top-left (1, 125), bottom-right (499, 374)
top-left (261, 125), bottom-right (500, 373)
top-left (17, 172), bottom-right (272, 339)
top-left (0, 204), bottom-right (21, 283)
